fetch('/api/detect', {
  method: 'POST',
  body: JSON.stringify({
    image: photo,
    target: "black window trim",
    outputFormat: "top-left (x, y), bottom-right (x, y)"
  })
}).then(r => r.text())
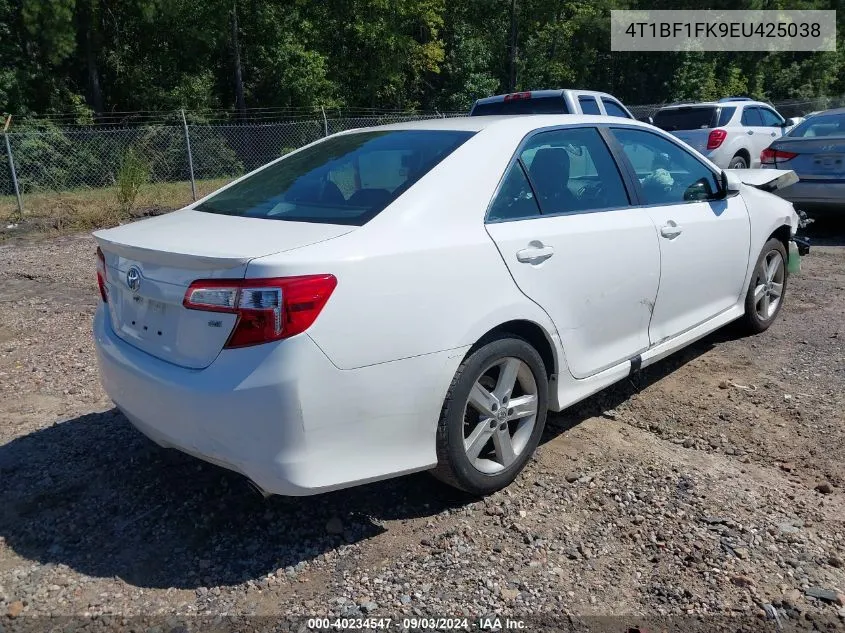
top-left (578, 95), bottom-right (601, 114)
top-left (601, 97), bottom-right (634, 120)
top-left (484, 123), bottom-right (640, 224)
top-left (607, 124), bottom-right (727, 209)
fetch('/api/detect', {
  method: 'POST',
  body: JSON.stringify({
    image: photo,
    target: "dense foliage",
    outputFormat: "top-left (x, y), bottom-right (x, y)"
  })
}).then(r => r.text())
top-left (1, 0), bottom-right (843, 118)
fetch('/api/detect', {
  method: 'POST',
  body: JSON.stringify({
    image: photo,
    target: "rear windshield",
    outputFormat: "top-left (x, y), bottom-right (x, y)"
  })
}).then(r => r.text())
top-left (471, 96), bottom-right (569, 116)
top-left (195, 130), bottom-right (474, 225)
top-left (788, 113), bottom-right (845, 137)
top-left (653, 106), bottom-right (718, 131)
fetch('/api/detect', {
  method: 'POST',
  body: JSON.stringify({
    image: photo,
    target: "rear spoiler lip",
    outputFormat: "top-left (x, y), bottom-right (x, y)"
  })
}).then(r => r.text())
top-left (725, 168), bottom-right (799, 193)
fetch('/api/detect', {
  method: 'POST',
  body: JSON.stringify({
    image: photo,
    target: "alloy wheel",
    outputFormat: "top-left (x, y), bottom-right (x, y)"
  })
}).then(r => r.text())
top-left (462, 357), bottom-right (538, 474)
top-left (753, 249), bottom-right (785, 321)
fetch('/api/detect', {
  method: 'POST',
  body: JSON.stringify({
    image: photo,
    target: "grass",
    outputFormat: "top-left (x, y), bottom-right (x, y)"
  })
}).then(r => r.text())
top-left (0, 177), bottom-right (233, 236)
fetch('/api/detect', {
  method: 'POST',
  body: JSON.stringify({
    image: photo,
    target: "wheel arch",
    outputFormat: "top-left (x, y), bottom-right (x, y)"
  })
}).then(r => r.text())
top-left (769, 224), bottom-right (791, 254)
top-left (468, 319), bottom-right (558, 380)
top-left (734, 147), bottom-right (751, 164)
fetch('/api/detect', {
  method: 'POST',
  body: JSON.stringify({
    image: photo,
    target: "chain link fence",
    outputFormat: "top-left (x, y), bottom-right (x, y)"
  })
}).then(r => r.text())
top-left (2, 98), bottom-right (843, 223)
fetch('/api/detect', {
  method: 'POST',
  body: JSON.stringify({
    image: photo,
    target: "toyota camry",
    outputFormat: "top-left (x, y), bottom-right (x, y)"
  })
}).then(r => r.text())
top-left (93, 115), bottom-right (801, 497)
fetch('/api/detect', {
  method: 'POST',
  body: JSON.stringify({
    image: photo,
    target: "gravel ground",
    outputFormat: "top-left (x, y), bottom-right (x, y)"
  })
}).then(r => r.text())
top-left (0, 225), bottom-right (844, 630)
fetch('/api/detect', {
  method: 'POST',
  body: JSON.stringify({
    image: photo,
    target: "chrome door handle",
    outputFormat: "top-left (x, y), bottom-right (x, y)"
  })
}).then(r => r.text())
top-left (516, 245), bottom-right (555, 264)
top-left (660, 222), bottom-right (682, 239)
top-left (747, 130), bottom-right (754, 135)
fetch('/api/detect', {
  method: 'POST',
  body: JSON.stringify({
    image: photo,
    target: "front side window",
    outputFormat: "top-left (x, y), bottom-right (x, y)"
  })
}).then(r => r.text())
top-left (602, 99), bottom-right (631, 119)
top-left (759, 108), bottom-right (785, 127)
top-left (195, 130), bottom-right (473, 225)
top-left (519, 127), bottom-right (630, 213)
top-left (612, 128), bottom-right (721, 205)
top-left (741, 107), bottom-right (764, 126)
top-left (579, 96), bottom-right (601, 115)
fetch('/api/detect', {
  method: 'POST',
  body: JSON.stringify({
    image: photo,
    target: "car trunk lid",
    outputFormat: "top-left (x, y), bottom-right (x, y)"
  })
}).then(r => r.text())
top-left (769, 138), bottom-right (845, 180)
top-left (93, 209), bottom-right (354, 369)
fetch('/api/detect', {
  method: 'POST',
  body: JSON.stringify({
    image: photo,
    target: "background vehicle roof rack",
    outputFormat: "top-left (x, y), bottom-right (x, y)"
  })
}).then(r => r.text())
top-left (719, 97), bottom-right (754, 102)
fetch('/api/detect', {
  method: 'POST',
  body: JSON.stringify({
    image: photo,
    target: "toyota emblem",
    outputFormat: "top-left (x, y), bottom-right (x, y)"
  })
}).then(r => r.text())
top-left (126, 266), bottom-right (142, 293)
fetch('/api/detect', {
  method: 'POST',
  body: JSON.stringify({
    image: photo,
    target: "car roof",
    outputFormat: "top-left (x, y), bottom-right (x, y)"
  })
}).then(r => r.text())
top-left (335, 114), bottom-right (652, 136)
top-left (808, 107), bottom-right (845, 116)
top-left (473, 89), bottom-right (619, 105)
top-left (657, 100), bottom-right (771, 110)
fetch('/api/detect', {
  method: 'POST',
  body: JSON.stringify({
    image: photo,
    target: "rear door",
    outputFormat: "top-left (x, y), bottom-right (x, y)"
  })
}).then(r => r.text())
top-left (610, 126), bottom-right (751, 343)
top-left (485, 126), bottom-right (660, 378)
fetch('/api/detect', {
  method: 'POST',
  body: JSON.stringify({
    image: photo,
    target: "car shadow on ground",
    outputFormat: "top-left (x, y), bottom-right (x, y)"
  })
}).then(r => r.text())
top-left (0, 327), bottom-right (736, 591)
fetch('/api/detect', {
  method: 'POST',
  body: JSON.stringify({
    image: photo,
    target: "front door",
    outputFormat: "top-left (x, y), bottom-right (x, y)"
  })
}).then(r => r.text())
top-left (485, 126), bottom-right (661, 378)
top-left (610, 127), bottom-right (752, 343)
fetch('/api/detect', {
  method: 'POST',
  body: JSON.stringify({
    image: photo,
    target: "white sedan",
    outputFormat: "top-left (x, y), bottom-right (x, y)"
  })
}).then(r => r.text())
top-left (93, 116), bottom-right (800, 497)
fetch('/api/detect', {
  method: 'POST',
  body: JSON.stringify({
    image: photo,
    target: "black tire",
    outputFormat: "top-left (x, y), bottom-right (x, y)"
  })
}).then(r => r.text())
top-left (740, 237), bottom-right (788, 334)
top-left (432, 336), bottom-right (548, 495)
top-left (729, 155), bottom-right (748, 169)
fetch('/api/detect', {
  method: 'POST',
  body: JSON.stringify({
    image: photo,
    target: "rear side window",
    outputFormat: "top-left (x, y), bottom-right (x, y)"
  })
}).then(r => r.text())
top-left (602, 99), bottom-right (631, 119)
top-left (471, 96), bottom-right (569, 116)
top-left (741, 107), bottom-right (764, 126)
top-left (788, 112), bottom-right (845, 137)
top-left (195, 130), bottom-right (473, 226)
top-left (653, 107), bottom-right (717, 131)
top-left (578, 96), bottom-right (601, 115)
top-left (717, 107), bottom-right (736, 126)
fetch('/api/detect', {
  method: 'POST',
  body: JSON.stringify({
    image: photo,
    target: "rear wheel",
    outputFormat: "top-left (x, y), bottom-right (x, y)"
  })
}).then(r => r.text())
top-left (729, 154), bottom-right (748, 169)
top-left (740, 237), bottom-right (788, 334)
top-left (433, 337), bottom-right (548, 495)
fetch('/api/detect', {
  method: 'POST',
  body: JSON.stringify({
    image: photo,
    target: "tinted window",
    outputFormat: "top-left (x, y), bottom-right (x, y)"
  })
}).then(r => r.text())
top-left (578, 96), bottom-right (601, 115)
top-left (488, 163), bottom-right (540, 221)
top-left (612, 128), bottom-right (721, 205)
top-left (717, 107), bottom-right (736, 126)
top-left (602, 99), bottom-right (631, 119)
top-left (653, 106), bottom-right (717, 131)
top-left (788, 112), bottom-right (845, 137)
top-left (759, 108), bottom-right (784, 127)
top-left (520, 127), bottom-right (629, 213)
top-left (471, 96), bottom-right (569, 116)
top-left (196, 130), bottom-right (473, 226)
top-left (741, 107), bottom-right (764, 126)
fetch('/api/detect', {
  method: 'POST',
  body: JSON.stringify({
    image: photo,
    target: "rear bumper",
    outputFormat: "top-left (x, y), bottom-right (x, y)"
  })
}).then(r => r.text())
top-left (94, 305), bottom-right (462, 495)
top-left (773, 181), bottom-right (845, 215)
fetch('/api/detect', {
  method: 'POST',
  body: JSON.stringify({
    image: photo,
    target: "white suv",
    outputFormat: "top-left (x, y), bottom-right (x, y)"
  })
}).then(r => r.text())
top-left (652, 98), bottom-right (799, 169)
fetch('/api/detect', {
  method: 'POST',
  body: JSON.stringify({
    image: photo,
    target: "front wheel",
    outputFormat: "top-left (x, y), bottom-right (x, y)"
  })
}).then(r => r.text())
top-left (432, 336), bottom-right (548, 495)
top-left (740, 237), bottom-right (788, 334)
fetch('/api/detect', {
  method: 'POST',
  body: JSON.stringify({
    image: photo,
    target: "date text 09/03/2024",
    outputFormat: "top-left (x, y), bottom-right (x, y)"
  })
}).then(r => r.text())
top-left (306, 617), bottom-right (528, 630)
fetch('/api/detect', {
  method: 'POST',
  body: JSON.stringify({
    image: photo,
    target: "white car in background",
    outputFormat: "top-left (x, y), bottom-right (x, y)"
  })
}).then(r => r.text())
top-left (653, 97), bottom-right (800, 169)
top-left (93, 115), bottom-right (800, 497)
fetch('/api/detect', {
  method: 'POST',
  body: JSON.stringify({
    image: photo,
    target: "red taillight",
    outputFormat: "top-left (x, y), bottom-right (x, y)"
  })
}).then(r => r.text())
top-left (96, 247), bottom-right (108, 302)
top-left (760, 148), bottom-right (798, 165)
top-left (183, 275), bottom-right (337, 348)
top-left (706, 129), bottom-right (727, 150)
top-left (504, 91), bottom-right (532, 102)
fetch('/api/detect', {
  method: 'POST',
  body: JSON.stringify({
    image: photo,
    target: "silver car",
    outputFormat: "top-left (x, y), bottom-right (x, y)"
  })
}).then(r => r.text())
top-left (652, 98), bottom-right (799, 169)
top-left (762, 107), bottom-right (845, 216)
